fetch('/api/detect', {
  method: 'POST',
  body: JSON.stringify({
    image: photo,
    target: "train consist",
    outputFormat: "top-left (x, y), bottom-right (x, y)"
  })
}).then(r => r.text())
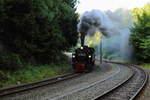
top-left (72, 34), bottom-right (95, 72)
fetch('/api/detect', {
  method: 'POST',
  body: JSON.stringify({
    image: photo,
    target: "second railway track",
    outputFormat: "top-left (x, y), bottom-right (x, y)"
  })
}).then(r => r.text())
top-left (0, 72), bottom-right (82, 97)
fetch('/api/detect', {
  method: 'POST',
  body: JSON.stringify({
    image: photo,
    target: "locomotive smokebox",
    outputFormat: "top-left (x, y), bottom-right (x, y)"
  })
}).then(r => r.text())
top-left (80, 34), bottom-right (85, 46)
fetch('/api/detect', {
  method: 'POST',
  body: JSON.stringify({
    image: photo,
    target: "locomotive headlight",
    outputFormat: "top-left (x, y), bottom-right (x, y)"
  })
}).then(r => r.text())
top-left (81, 47), bottom-right (83, 49)
top-left (88, 55), bottom-right (91, 58)
top-left (72, 55), bottom-right (75, 58)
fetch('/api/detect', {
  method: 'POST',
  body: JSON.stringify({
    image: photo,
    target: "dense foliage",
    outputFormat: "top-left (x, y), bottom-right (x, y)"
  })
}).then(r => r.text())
top-left (0, 64), bottom-right (71, 88)
top-left (130, 3), bottom-right (150, 62)
top-left (0, 0), bottom-right (78, 70)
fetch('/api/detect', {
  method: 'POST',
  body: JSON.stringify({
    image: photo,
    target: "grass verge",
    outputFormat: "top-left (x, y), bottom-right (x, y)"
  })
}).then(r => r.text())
top-left (0, 64), bottom-right (71, 88)
top-left (141, 64), bottom-right (150, 69)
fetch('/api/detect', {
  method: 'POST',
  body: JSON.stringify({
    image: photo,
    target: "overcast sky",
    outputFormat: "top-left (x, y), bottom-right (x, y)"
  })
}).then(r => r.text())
top-left (76, 0), bottom-right (150, 13)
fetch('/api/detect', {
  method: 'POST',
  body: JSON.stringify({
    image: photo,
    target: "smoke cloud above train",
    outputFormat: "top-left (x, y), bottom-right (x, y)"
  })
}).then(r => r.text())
top-left (77, 9), bottom-right (133, 61)
top-left (77, 10), bottom-right (115, 36)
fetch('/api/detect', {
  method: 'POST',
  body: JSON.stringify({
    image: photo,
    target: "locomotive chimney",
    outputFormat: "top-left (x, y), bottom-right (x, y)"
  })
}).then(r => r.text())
top-left (80, 34), bottom-right (85, 46)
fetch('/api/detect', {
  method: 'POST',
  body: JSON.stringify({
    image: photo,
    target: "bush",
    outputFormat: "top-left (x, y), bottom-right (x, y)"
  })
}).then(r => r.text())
top-left (0, 53), bottom-right (24, 70)
top-left (130, 3), bottom-right (150, 62)
top-left (0, 64), bottom-right (71, 88)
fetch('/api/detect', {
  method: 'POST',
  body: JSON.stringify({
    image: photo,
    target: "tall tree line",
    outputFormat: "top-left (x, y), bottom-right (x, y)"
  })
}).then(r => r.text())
top-left (130, 3), bottom-right (150, 62)
top-left (0, 0), bottom-right (78, 70)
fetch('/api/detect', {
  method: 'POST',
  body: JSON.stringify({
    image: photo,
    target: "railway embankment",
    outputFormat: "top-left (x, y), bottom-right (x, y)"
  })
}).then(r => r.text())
top-left (1, 62), bottom-right (132, 100)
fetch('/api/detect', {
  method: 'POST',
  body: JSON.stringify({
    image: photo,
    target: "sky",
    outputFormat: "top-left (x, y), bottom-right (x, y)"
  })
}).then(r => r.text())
top-left (76, 0), bottom-right (150, 13)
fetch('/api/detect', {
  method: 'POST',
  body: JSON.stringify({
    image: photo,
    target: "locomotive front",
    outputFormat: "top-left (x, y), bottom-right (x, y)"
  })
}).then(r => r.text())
top-left (72, 34), bottom-right (95, 72)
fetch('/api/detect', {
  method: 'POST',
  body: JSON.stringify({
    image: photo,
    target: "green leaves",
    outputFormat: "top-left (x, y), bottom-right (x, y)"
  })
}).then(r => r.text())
top-left (0, 0), bottom-right (78, 68)
top-left (130, 3), bottom-right (150, 62)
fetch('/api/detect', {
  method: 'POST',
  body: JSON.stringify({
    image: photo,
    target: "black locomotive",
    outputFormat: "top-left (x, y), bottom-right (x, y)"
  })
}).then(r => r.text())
top-left (72, 34), bottom-right (95, 72)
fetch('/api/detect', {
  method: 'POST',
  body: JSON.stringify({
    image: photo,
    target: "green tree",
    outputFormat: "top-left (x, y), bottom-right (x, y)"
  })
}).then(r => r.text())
top-left (59, 3), bottom-right (78, 49)
top-left (0, 0), bottom-right (78, 69)
top-left (130, 3), bottom-right (150, 62)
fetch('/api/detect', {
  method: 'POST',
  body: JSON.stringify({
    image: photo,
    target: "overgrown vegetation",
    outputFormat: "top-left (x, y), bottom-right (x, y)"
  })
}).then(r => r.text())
top-left (130, 3), bottom-right (150, 63)
top-left (0, 64), bottom-right (71, 88)
top-left (141, 64), bottom-right (150, 69)
top-left (0, 0), bottom-right (78, 70)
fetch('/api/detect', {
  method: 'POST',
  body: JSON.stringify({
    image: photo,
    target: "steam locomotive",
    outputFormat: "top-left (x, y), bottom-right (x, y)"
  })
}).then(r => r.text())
top-left (72, 34), bottom-right (95, 72)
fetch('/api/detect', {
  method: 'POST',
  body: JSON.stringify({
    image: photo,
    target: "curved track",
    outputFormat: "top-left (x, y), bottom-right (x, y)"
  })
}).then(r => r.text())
top-left (47, 62), bottom-right (132, 100)
top-left (0, 61), bottom-right (147, 100)
top-left (94, 61), bottom-right (148, 100)
top-left (48, 65), bottom-right (122, 100)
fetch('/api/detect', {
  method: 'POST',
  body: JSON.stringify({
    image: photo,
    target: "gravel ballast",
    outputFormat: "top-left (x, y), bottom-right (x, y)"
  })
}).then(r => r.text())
top-left (50, 64), bottom-right (132, 100)
top-left (136, 69), bottom-right (150, 100)
top-left (1, 62), bottom-right (132, 100)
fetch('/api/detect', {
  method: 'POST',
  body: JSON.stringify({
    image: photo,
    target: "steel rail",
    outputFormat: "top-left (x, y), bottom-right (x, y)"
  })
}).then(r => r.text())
top-left (0, 59), bottom-right (100, 97)
top-left (94, 61), bottom-right (148, 100)
top-left (92, 65), bottom-right (134, 100)
top-left (49, 64), bottom-right (121, 100)
top-left (0, 72), bottom-right (81, 97)
top-left (1, 60), bottom-right (147, 100)
top-left (129, 64), bottom-right (148, 100)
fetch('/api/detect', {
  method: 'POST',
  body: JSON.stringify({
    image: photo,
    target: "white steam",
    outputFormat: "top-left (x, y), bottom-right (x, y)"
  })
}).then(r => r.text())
top-left (78, 9), bottom-right (133, 61)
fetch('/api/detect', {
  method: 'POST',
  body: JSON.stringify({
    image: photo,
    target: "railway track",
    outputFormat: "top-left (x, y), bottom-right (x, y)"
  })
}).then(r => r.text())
top-left (0, 72), bottom-right (82, 97)
top-left (93, 61), bottom-right (148, 100)
top-left (0, 61), bottom-right (147, 100)
top-left (47, 62), bottom-right (133, 100)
